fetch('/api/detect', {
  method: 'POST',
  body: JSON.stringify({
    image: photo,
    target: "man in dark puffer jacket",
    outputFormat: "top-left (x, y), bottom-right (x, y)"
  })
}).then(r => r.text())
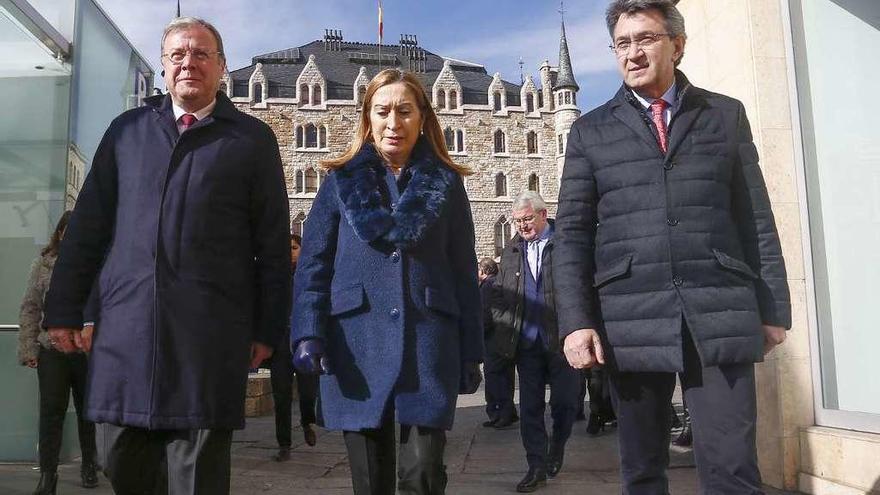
top-left (553, 1), bottom-right (791, 494)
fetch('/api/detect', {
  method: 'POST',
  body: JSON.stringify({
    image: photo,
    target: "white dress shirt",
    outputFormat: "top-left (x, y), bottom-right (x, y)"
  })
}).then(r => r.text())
top-left (172, 99), bottom-right (217, 134)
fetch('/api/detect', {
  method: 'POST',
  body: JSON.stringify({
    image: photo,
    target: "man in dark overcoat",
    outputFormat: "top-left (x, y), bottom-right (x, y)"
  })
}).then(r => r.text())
top-left (479, 257), bottom-right (518, 428)
top-left (41, 16), bottom-right (291, 494)
top-left (492, 191), bottom-right (581, 492)
top-left (553, 1), bottom-right (791, 493)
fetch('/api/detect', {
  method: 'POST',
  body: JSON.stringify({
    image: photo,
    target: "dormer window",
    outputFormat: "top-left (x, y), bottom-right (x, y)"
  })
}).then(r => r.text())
top-left (493, 92), bottom-right (502, 112)
top-left (449, 90), bottom-right (458, 110)
top-left (526, 93), bottom-right (535, 113)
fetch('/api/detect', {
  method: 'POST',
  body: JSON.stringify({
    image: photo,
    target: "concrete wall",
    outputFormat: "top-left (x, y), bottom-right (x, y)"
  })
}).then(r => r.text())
top-left (677, 0), bottom-right (880, 493)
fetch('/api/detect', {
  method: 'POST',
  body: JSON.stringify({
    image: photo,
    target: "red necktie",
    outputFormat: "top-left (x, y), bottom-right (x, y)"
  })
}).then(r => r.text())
top-left (179, 113), bottom-right (197, 131)
top-left (650, 99), bottom-right (669, 153)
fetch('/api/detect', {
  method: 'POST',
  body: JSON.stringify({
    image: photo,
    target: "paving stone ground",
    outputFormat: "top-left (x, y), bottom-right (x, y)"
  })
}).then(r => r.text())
top-left (0, 390), bottom-right (798, 494)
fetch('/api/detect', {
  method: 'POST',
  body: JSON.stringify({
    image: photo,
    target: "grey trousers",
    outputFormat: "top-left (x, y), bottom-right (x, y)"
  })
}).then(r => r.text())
top-left (608, 325), bottom-right (763, 495)
top-left (102, 425), bottom-right (233, 495)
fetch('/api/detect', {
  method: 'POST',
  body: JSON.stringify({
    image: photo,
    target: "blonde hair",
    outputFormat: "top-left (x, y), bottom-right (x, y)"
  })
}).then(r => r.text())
top-left (322, 69), bottom-right (471, 176)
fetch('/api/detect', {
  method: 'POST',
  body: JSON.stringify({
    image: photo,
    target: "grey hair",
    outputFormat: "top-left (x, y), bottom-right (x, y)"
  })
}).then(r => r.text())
top-left (605, 0), bottom-right (686, 38)
top-left (512, 190), bottom-right (547, 212)
top-left (161, 17), bottom-right (226, 63)
top-left (478, 257), bottom-right (499, 276)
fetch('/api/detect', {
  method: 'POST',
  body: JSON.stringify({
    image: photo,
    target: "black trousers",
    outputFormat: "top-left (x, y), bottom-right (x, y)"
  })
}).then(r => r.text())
top-left (515, 341), bottom-right (581, 469)
top-left (577, 367), bottom-right (615, 417)
top-left (343, 409), bottom-right (447, 495)
top-left (103, 425), bottom-right (233, 495)
top-left (483, 345), bottom-right (517, 422)
top-left (609, 325), bottom-right (762, 494)
top-left (270, 335), bottom-right (318, 447)
top-left (37, 347), bottom-right (96, 472)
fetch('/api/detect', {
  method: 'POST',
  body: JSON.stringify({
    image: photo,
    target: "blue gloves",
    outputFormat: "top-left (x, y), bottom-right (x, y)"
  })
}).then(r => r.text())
top-left (459, 361), bottom-right (482, 394)
top-left (292, 338), bottom-right (331, 375)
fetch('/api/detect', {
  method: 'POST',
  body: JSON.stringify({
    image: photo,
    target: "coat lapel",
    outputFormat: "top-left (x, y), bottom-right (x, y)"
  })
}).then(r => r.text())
top-left (610, 86), bottom-right (663, 155)
top-left (335, 139), bottom-right (456, 250)
top-left (664, 72), bottom-right (704, 164)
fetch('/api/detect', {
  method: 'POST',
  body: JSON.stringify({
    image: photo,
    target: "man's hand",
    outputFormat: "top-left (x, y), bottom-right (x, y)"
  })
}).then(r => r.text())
top-left (48, 328), bottom-right (80, 353)
top-left (563, 328), bottom-right (605, 369)
top-left (250, 342), bottom-right (273, 369)
top-left (75, 324), bottom-right (95, 353)
top-left (763, 325), bottom-right (787, 356)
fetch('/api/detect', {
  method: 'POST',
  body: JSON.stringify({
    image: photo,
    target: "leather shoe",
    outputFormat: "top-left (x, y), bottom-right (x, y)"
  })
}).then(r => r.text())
top-left (272, 447), bottom-right (291, 462)
top-left (493, 416), bottom-right (519, 429)
top-left (482, 418), bottom-right (497, 428)
top-left (546, 444), bottom-right (564, 478)
top-left (33, 471), bottom-right (57, 495)
top-left (303, 425), bottom-right (317, 446)
top-left (516, 467), bottom-right (547, 493)
top-left (673, 424), bottom-right (692, 447)
top-left (81, 461), bottom-right (99, 488)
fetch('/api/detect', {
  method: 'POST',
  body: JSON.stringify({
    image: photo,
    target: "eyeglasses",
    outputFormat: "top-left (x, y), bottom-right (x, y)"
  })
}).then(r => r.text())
top-left (513, 215), bottom-right (536, 225)
top-left (162, 49), bottom-right (223, 65)
top-left (609, 33), bottom-right (674, 57)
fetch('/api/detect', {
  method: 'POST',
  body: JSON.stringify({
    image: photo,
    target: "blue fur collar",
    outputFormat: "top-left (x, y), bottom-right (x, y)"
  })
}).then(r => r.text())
top-left (335, 138), bottom-right (457, 249)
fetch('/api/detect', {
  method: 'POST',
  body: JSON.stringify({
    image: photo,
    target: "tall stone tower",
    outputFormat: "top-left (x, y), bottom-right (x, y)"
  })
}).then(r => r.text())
top-left (552, 19), bottom-right (581, 178)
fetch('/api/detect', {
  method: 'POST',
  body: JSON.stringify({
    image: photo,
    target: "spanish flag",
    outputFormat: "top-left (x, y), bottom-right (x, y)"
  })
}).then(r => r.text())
top-left (378, 0), bottom-right (384, 43)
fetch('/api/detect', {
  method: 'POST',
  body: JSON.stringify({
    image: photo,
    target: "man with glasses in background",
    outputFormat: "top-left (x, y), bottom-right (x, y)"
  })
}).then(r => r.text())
top-left (553, 1), bottom-right (791, 493)
top-left (491, 191), bottom-right (581, 492)
top-left (42, 17), bottom-right (291, 494)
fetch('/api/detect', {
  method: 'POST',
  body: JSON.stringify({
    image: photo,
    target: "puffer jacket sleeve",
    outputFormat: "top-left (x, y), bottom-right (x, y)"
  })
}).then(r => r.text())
top-left (731, 102), bottom-right (792, 329)
top-left (447, 177), bottom-right (483, 363)
top-left (291, 173), bottom-right (341, 345)
top-left (18, 257), bottom-right (46, 364)
top-left (552, 120), bottom-right (601, 340)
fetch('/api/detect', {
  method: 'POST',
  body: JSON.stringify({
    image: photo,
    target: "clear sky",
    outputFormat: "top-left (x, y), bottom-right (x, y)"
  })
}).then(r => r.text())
top-left (98, 0), bottom-right (625, 112)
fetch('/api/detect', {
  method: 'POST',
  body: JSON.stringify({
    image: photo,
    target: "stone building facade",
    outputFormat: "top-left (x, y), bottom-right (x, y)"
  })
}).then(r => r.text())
top-left (225, 25), bottom-right (580, 259)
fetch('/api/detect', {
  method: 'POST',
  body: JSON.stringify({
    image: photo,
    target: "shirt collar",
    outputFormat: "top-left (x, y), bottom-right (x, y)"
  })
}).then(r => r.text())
top-left (172, 98), bottom-right (217, 123)
top-left (632, 82), bottom-right (677, 111)
top-left (528, 223), bottom-right (553, 244)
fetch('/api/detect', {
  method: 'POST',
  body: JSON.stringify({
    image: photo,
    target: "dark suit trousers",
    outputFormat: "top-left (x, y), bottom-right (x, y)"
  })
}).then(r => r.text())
top-left (270, 335), bottom-right (318, 447)
top-left (37, 347), bottom-right (96, 472)
top-left (483, 346), bottom-right (517, 422)
top-left (515, 340), bottom-right (581, 469)
top-left (102, 425), bottom-right (233, 495)
top-left (609, 325), bottom-right (762, 494)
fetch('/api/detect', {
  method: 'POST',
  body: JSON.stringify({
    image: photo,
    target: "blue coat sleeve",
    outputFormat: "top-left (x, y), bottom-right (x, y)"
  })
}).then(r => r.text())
top-left (291, 174), bottom-right (340, 344)
top-left (447, 178), bottom-right (483, 363)
top-left (249, 126), bottom-right (293, 347)
top-left (43, 122), bottom-right (119, 329)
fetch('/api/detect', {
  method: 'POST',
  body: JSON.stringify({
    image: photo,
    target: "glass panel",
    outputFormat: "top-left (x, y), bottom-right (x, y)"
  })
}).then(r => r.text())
top-left (0, 5), bottom-right (71, 325)
top-left (305, 169), bottom-right (318, 194)
top-left (444, 128), bottom-right (454, 151)
top-left (795, 0), bottom-right (880, 418)
top-left (305, 124), bottom-right (317, 148)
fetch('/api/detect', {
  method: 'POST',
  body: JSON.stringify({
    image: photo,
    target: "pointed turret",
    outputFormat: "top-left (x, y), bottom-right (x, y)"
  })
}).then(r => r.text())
top-left (554, 21), bottom-right (579, 91)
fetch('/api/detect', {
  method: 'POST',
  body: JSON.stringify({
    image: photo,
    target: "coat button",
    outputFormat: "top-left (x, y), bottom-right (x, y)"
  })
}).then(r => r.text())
top-left (673, 276), bottom-right (683, 287)
top-left (667, 218), bottom-right (679, 226)
top-left (390, 251), bottom-right (400, 263)
top-left (390, 308), bottom-right (400, 319)
top-left (664, 161), bottom-right (675, 170)
top-left (391, 202), bottom-right (397, 209)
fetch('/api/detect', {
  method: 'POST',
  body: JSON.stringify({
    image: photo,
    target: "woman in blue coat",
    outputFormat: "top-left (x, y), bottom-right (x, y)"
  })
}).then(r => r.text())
top-left (291, 69), bottom-right (483, 495)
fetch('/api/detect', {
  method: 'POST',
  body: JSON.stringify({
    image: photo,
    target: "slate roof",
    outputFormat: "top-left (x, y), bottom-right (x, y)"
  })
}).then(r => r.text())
top-left (229, 39), bottom-right (525, 105)
top-left (554, 21), bottom-right (579, 91)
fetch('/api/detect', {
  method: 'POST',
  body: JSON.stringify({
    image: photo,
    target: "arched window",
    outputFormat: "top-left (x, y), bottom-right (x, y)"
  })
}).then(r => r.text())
top-left (253, 83), bottom-right (263, 103)
top-left (526, 93), bottom-right (534, 113)
top-left (295, 125), bottom-right (304, 148)
top-left (437, 89), bottom-right (446, 109)
top-left (444, 127), bottom-right (455, 152)
top-left (493, 129), bottom-right (506, 153)
top-left (564, 91), bottom-right (571, 105)
top-left (493, 92), bottom-right (502, 111)
top-left (305, 168), bottom-right (318, 194)
top-left (494, 172), bottom-right (508, 197)
top-left (319, 125), bottom-right (328, 149)
top-left (494, 216), bottom-right (512, 257)
top-left (295, 170), bottom-right (306, 193)
top-left (357, 85), bottom-right (366, 106)
top-left (449, 90), bottom-right (458, 110)
top-left (455, 130), bottom-right (464, 152)
top-left (528, 173), bottom-right (540, 193)
top-left (305, 124), bottom-right (318, 148)
top-left (527, 131), bottom-right (538, 154)
top-left (299, 84), bottom-right (309, 104)
top-left (538, 92), bottom-right (544, 109)
top-left (571, 93), bottom-right (577, 105)
top-left (313, 84), bottom-right (322, 105)
top-left (557, 93), bottom-right (564, 106)
top-left (291, 212), bottom-right (306, 236)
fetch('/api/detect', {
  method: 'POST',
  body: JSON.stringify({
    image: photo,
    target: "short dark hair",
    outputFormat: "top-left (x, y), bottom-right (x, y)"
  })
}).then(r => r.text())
top-left (605, 0), bottom-right (686, 38)
top-left (478, 258), bottom-right (498, 277)
top-left (291, 233), bottom-right (302, 246)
